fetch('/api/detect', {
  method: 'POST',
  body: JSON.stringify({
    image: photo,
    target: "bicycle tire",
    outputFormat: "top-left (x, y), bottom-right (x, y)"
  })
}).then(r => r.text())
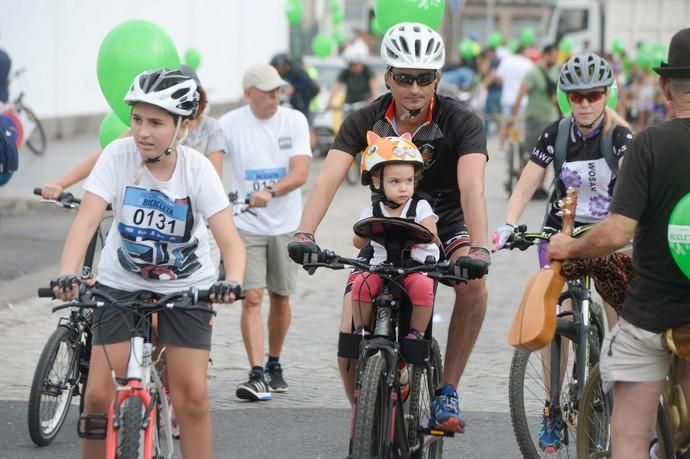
top-left (117, 396), bottom-right (144, 459)
top-left (509, 340), bottom-right (578, 458)
top-left (27, 325), bottom-right (80, 446)
top-left (345, 153), bottom-right (361, 185)
top-left (577, 363), bottom-right (675, 459)
top-left (351, 354), bottom-right (390, 459)
top-left (21, 105), bottom-right (47, 155)
top-left (408, 338), bottom-right (443, 458)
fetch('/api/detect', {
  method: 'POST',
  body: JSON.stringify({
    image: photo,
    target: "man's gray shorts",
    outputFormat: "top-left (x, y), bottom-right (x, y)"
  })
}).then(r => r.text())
top-left (238, 229), bottom-right (297, 295)
top-left (600, 318), bottom-right (672, 390)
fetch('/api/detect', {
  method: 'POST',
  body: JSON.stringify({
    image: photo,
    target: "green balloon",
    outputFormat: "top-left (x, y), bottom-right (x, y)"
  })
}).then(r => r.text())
top-left (334, 29), bottom-right (345, 46)
top-left (184, 48), bottom-right (202, 70)
top-left (556, 80), bottom-right (620, 116)
top-left (559, 37), bottom-right (573, 53)
top-left (487, 31), bottom-right (502, 49)
top-left (370, 16), bottom-right (384, 37)
top-left (285, 0), bottom-right (304, 25)
top-left (668, 193), bottom-right (690, 279)
top-left (507, 39), bottom-right (520, 53)
top-left (374, 0), bottom-right (446, 32)
top-left (520, 27), bottom-right (535, 47)
top-left (458, 39), bottom-right (474, 59)
top-left (611, 38), bottom-right (624, 55)
top-left (97, 20), bottom-right (179, 126)
top-left (312, 33), bottom-right (334, 58)
top-left (99, 111), bottom-right (129, 148)
top-left (332, 2), bottom-right (345, 24)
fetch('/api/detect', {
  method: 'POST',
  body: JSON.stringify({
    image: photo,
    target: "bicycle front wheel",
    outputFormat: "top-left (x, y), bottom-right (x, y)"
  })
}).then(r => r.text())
top-left (21, 105), bottom-right (47, 155)
top-left (408, 338), bottom-right (443, 458)
top-left (509, 343), bottom-right (578, 458)
top-left (577, 363), bottom-right (675, 459)
top-left (27, 325), bottom-right (80, 446)
top-left (117, 397), bottom-right (144, 459)
top-left (351, 354), bottom-right (390, 459)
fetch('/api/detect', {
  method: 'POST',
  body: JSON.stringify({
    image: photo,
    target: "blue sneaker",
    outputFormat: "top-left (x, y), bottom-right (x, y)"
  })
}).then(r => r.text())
top-left (538, 414), bottom-right (563, 453)
top-left (428, 384), bottom-right (465, 433)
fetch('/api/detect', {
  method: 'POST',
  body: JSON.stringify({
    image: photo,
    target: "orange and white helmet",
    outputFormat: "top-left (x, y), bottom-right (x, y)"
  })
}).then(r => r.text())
top-left (360, 131), bottom-right (424, 185)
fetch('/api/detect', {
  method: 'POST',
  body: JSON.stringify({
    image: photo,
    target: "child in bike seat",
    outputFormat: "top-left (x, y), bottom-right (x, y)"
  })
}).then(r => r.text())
top-left (351, 131), bottom-right (439, 340)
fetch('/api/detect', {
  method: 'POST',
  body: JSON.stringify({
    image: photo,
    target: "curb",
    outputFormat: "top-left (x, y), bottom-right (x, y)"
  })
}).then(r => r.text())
top-left (0, 198), bottom-right (46, 217)
top-left (0, 264), bottom-right (58, 310)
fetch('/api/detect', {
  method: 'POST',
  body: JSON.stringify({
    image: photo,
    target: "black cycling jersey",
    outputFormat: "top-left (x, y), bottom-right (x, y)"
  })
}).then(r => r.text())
top-left (529, 117), bottom-right (633, 229)
top-left (332, 93), bottom-right (487, 227)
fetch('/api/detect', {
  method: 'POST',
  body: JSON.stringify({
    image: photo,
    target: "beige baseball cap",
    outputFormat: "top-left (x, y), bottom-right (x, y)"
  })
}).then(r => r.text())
top-left (242, 64), bottom-right (288, 91)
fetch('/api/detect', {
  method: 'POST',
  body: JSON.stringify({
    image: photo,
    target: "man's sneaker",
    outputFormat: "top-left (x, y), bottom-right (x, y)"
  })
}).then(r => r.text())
top-left (538, 414), bottom-right (563, 454)
top-left (265, 362), bottom-right (288, 393)
top-left (236, 372), bottom-right (272, 401)
top-left (428, 384), bottom-right (465, 433)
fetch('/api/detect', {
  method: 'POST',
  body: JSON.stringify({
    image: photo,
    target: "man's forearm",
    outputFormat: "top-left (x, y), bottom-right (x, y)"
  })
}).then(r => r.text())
top-left (297, 174), bottom-right (340, 234)
top-left (461, 190), bottom-right (489, 248)
top-left (569, 218), bottom-right (629, 259)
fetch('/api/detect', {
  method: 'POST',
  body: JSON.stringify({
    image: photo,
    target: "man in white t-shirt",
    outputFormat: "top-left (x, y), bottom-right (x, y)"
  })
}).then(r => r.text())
top-left (495, 46), bottom-right (534, 150)
top-left (219, 63), bottom-right (311, 401)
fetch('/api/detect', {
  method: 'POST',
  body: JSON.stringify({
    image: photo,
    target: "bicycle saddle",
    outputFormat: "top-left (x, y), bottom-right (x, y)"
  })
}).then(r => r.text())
top-left (353, 217), bottom-right (434, 245)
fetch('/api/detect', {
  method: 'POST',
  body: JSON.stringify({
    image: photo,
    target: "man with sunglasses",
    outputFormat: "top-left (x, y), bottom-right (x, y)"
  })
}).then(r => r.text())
top-left (549, 28), bottom-right (690, 459)
top-left (289, 22), bottom-right (489, 435)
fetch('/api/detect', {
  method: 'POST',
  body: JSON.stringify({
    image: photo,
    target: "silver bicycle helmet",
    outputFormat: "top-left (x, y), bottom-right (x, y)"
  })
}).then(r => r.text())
top-left (559, 53), bottom-right (614, 91)
top-left (125, 68), bottom-right (199, 118)
top-left (381, 22), bottom-right (445, 70)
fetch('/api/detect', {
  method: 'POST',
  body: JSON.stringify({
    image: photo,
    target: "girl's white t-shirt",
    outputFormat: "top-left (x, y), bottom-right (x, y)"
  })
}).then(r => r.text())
top-left (219, 105), bottom-right (311, 235)
top-left (358, 199), bottom-right (440, 265)
top-left (83, 138), bottom-right (229, 293)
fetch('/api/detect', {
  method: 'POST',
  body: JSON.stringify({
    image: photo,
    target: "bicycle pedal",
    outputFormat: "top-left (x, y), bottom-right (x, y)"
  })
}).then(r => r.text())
top-left (422, 427), bottom-right (455, 438)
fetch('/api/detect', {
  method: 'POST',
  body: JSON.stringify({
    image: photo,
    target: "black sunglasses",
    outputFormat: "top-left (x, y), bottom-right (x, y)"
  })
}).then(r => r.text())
top-left (390, 71), bottom-right (437, 87)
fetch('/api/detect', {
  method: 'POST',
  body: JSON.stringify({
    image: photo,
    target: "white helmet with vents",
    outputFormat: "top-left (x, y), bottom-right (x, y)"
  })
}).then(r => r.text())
top-left (381, 22), bottom-right (445, 70)
top-left (125, 68), bottom-right (199, 118)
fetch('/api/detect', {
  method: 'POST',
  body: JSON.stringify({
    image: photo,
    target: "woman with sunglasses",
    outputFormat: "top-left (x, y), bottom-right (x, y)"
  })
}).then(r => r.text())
top-left (491, 53), bottom-right (633, 453)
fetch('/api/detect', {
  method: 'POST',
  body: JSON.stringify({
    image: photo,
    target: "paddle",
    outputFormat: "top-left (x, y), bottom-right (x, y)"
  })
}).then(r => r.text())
top-left (507, 187), bottom-right (578, 351)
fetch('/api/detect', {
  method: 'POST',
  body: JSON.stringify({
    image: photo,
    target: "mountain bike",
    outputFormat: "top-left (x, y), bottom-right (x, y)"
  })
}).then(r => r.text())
top-left (503, 224), bottom-right (606, 458)
top-left (27, 188), bottom-right (109, 446)
top-left (300, 217), bottom-right (466, 458)
top-left (37, 286), bottom-right (217, 459)
top-left (2, 68), bottom-right (47, 155)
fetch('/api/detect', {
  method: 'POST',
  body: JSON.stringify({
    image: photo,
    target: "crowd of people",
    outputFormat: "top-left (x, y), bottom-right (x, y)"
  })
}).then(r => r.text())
top-left (12, 18), bottom-right (688, 459)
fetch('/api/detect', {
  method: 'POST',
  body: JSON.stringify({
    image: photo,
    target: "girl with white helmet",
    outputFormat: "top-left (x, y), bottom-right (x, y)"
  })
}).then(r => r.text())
top-left (50, 68), bottom-right (246, 459)
top-left (351, 131), bottom-right (440, 339)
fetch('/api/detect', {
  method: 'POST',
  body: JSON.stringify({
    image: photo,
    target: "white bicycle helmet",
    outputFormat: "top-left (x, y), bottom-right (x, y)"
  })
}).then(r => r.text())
top-left (559, 53), bottom-right (614, 91)
top-left (343, 46), bottom-right (368, 64)
top-left (381, 22), bottom-right (445, 70)
top-left (125, 68), bottom-right (199, 118)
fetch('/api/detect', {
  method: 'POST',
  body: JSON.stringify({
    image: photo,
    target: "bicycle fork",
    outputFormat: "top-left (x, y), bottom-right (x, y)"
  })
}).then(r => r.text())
top-left (104, 337), bottom-right (164, 459)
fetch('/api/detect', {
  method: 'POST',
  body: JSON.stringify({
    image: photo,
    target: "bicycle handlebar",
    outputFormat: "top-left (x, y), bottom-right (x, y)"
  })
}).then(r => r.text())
top-left (38, 286), bottom-right (215, 315)
top-left (34, 187), bottom-right (113, 211)
top-left (303, 249), bottom-right (468, 284)
top-left (503, 224), bottom-right (594, 251)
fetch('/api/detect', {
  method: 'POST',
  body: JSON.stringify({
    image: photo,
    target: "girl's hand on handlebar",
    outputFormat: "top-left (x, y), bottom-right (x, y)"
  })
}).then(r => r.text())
top-left (249, 190), bottom-right (272, 208)
top-left (491, 223), bottom-right (515, 252)
top-left (209, 280), bottom-right (242, 304)
top-left (50, 274), bottom-right (81, 301)
top-left (41, 183), bottom-right (65, 200)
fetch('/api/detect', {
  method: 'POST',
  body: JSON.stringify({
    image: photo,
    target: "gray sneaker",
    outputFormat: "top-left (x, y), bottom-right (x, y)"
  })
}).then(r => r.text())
top-left (236, 373), bottom-right (272, 401)
top-left (265, 362), bottom-right (288, 393)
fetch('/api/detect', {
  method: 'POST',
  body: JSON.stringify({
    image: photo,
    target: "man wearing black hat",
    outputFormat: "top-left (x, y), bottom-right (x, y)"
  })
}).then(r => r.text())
top-left (548, 27), bottom-right (690, 458)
